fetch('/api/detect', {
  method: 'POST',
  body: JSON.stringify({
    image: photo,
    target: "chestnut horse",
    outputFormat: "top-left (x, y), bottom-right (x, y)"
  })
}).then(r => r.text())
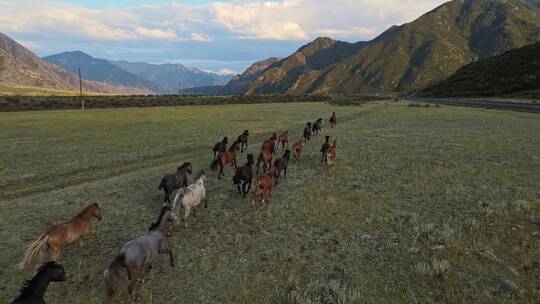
top-left (329, 112), bottom-right (337, 127)
top-left (325, 140), bottom-right (337, 174)
top-left (20, 203), bottom-right (103, 268)
top-left (277, 130), bottom-right (288, 151)
top-left (291, 139), bottom-right (304, 159)
top-left (252, 170), bottom-right (275, 207)
top-left (256, 144), bottom-right (273, 174)
top-left (237, 130), bottom-right (250, 153)
top-left (211, 141), bottom-right (240, 179)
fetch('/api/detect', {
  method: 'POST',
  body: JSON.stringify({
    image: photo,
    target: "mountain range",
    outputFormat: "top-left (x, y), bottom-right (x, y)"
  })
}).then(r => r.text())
top-left (420, 41), bottom-right (540, 98)
top-left (241, 0), bottom-right (540, 94)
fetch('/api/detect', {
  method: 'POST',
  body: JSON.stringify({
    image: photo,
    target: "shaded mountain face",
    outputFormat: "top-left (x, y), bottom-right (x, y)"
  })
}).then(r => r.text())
top-left (109, 61), bottom-right (233, 93)
top-left (225, 57), bottom-right (282, 93)
top-left (245, 0), bottom-right (540, 94)
top-left (0, 32), bottom-right (148, 94)
top-left (43, 51), bottom-right (160, 93)
top-left (420, 41), bottom-right (540, 98)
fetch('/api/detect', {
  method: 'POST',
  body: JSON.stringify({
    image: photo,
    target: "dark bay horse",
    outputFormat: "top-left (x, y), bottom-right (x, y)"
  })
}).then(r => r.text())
top-left (212, 137), bottom-right (228, 160)
top-left (233, 154), bottom-right (254, 198)
top-left (211, 141), bottom-right (240, 179)
top-left (329, 112), bottom-right (337, 127)
top-left (159, 162), bottom-right (193, 204)
top-left (237, 130), bottom-right (249, 153)
top-left (320, 135), bottom-right (331, 162)
top-left (20, 203), bottom-right (102, 268)
top-left (104, 206), bottom-right (176, 301)
top-left (312, 118), bottom-right (323, 135)
top-left (271, 150), bottom-right (291, 185)
top-left (303, 122), bottom-right (312, 141)
top-left (11, 261), bottom-right (66, 304)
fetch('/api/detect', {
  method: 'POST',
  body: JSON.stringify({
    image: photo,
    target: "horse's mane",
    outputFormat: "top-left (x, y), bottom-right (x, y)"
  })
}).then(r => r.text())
top-left (149, 206), bottom-right (171, 231)
top-left (78, 203), bottom-right (98, 216)
top-left (178, 162), bottom-right (191, 170)
top-left (19, 261), bottom-right (58, 295)
top-left (229, 141), bottom-right (239, 151)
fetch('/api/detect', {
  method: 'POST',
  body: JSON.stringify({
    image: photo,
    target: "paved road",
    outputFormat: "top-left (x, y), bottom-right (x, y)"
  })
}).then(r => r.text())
top-left (358, 94), bottom-right (540, 113)
top-left (408, 97), bottom-right (540, 113)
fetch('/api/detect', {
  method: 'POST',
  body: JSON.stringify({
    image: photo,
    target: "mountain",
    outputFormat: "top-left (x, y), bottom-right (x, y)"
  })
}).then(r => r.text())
top-left (43, 51), bottom-right (158, 93)
top-left (109, 61), bottom-right (233, 93)
top-left (0, 32), bottom-right (145, 94)
top-left (420, 41), bottom-right (540, 98)
top-left (225, 57), bottom-right (282, 93)
top-left (244, 0), bottom-right (540, 94)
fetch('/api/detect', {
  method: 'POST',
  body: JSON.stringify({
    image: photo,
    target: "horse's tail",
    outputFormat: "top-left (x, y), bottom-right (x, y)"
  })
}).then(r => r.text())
top-left (158, 178), bottom-right (164, 191)
top-left (19, 233), bottom-right (49, 268)
top-left (172, 188), bottom-right (185, 211)
top-left (210, 159), bottom-right (219, 172)
top-left (104, 254), bottom-right (128, 299)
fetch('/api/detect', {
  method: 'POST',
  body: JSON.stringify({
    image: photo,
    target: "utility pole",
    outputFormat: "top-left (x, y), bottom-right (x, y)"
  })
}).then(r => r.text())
top-left (79, 68), bottom-right (84, 110)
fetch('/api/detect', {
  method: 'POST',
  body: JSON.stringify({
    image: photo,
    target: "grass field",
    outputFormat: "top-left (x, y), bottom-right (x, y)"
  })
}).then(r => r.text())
top-left (0, 101), bottom-right (539, 303)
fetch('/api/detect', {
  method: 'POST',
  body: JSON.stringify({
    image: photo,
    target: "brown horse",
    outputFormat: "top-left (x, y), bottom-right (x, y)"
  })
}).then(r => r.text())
top-left (256, 143), bottom-right (273, 174)
top-left (252, 170), bottom-right (275, 207)
top-left (20, 203), bottom-right (103, 268)
top-left (237, 130), bottom-right (249, 153)
top-left (277, 130), bottom-right (288, 151)
top-left (325, 140), bottom-right (337, 174)
top-left (211, 141), bottom-right (240, 179)
top-left (291, 139), bottom-right (304, 159)
top-left (329, 112), bottom-right (337, 127)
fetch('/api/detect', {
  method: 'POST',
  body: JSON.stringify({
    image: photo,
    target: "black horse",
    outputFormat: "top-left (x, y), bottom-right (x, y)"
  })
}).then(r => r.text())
top-left (271, 150), bottom-right (291, 185)
top-left (312, 118), bottom-right (323, 135)
top-left (303, 122), bottom-right (312, 141)
top-left (212, 137), bottom-right (228, 160)
top-left (233, 154), bottom-right (254, 198)
top-left (159, 162), bottom-right (192, 204)
top-left (11, 261), bottom-right (66, 304)
top-left (237, 130), bottom-right (250, 153)
top-left (320, 135), bottom-right (331, 162)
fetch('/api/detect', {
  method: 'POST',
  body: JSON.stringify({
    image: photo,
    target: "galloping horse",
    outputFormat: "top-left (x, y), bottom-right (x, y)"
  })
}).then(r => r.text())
top-left (104, 206), bottom-right (176, 301)
top-left (271, 150), bottom-right (291, 185)
top-left (159, 162), bottom-right (193, 204)
top-left (256, 144), bottom-right (273, 174)
top-left (312, 118), bottom-right (323, 135)
top-left (277, 130), bottom-right (289, 151)
top-left (252, 170), bottom-right (276, 207)
top-left (211, 141), bottom-right (240, 179)
top-left (172, 172), bottom-right (207, 229)
top-left (325, 139), bottom-right (337, 174)
top-left (20, 203), bottom-right (102, 268)
top-left (303, 122), bottom-right (312, 141)
top-left (11, 261), bottom-right (66, 304)
top-left (320, 135), bottom-right (331, 162)
top-left (237, 130), bottom-right (250, 153)
top-left (291, 139), bottom-right (305, 159)
top-left (329, 112), bottom-right (337, 127)
top-left (233, 154), bottom-right (255, 198)
top-left (212, 137), bottom-right (228, 160)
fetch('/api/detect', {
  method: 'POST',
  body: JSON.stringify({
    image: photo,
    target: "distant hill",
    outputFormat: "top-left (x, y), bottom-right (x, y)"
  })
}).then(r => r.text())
top-left (43, 51), bottom-right (158, 93)
top-left (244, 0), bottom-right (540, 94)
top-left (225, 57), bottom-right (282, 93)
top-left (109, 61), bottom-right (233, 93)
top-left (0, 32), bottom-right (145, 94)
top-left (420, 42), bottom-right (540, 98)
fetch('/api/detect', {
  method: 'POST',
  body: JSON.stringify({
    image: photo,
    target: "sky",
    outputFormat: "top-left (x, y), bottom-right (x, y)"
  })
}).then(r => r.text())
top-left (0, 0), bottom-right (448, 74)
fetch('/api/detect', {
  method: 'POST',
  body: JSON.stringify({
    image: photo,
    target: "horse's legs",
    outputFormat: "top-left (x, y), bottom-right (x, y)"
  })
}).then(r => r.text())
top-left (284, 167), bottom-right (287, 178)
top-left (51, 245), bottom-right (63, 261)
top-left (237, 183), bottom-right (242, 194)
top-left (218, 165), bottom-right (223, 179)
top-left (184, 208), bottom-right (191, 229)
top-left (246, 181), bottom-right (251, 196)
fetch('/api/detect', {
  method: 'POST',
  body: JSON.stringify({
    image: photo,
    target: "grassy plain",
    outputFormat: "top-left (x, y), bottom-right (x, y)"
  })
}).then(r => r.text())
top-left (0, 101), bottom-right (538, 303)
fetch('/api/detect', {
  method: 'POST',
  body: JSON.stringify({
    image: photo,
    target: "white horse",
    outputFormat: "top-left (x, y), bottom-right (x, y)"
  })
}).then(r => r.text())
top-left (172, 172), bottom-right (207, 228)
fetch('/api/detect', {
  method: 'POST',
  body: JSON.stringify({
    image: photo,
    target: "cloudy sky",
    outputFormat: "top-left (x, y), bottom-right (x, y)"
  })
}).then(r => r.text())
top-left (0, 0), bottom-right (447, 74)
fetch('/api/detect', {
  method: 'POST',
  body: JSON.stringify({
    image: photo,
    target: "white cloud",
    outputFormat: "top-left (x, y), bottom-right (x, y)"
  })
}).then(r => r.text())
top-left (218, 68), bottom-right (237, 75)
top-left (0, 0), bottom-right (448, 43)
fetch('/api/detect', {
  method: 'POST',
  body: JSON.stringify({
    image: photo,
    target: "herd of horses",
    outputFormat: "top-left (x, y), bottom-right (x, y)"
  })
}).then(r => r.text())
top-left (12, 112), bottom-right (338, 303)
